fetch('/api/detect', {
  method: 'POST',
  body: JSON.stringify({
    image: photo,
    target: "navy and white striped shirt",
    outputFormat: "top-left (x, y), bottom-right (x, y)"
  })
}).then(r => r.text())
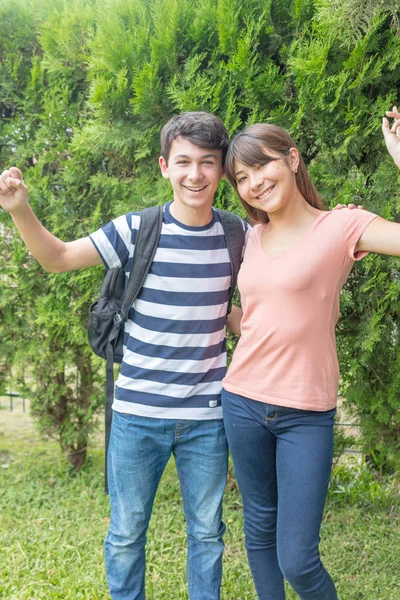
top-left (90, 202), bottom-right (248, 420)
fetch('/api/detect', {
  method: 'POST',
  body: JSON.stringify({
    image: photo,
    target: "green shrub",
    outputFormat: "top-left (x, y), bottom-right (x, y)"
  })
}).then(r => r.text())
top-left (1, 0), bottom-right (399, 469)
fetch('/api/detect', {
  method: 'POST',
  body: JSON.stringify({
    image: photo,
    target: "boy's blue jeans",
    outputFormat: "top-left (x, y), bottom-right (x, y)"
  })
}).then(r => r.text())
top-left (222, 389), bottom-right (338, 600)
top-left (105, 411), bottom-right (228, 600)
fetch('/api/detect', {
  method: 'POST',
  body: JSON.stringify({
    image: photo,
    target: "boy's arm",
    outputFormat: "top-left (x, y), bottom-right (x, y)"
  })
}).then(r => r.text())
top-left (0, 167), bottom-right (101, 272)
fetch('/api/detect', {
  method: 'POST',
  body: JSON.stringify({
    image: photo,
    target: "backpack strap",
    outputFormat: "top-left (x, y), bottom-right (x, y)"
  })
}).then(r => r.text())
top-left (104, 204), bottom-right (163, 493)
top-left (120, 205), bottom-right (164, 320)
top-left (215, 208), bottom-right (246, 315)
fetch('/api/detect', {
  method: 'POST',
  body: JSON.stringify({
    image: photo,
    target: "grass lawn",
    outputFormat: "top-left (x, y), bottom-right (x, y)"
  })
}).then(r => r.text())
top-left (0, 402), bottom-right (399, 599)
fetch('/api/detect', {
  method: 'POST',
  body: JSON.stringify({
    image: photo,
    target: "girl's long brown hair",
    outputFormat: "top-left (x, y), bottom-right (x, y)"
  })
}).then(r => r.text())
top-left (225, 124), bottom-right (325, 224)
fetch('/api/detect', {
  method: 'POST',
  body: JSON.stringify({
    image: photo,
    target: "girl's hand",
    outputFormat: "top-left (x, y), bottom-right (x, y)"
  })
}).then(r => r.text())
top-left (382, 106), bottom-right (400, 169)
top-left (332, 203), bottom-right (363, 210)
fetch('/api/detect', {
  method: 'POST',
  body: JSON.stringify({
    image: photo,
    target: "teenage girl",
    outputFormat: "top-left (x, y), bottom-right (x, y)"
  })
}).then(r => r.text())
top-left (222, 107), bottom-right (400, 600)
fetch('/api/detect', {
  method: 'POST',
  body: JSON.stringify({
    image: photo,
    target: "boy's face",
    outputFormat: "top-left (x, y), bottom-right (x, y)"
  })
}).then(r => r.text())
top-left (159, 136), bottom-right (225, 218)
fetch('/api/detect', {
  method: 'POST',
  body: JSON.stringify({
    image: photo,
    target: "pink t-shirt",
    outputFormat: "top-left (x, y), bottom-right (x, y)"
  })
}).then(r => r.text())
top-left (223, 208), bottom-right (377, 411)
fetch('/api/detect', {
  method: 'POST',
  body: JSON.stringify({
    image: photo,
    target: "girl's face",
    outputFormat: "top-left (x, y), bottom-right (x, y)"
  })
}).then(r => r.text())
top-left (233, 148), bottom-right (299, 215)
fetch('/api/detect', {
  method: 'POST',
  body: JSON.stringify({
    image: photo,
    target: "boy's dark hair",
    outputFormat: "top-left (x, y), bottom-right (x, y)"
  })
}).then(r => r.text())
top-left (160, 112), bottom-right (229, 163)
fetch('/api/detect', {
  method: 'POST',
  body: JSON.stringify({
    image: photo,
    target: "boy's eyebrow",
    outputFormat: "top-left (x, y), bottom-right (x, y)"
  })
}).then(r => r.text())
top-left (173, 153), bottom-right (219, 160)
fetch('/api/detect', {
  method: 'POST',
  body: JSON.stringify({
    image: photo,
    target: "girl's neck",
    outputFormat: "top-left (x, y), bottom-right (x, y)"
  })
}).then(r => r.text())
top-left (266, 193), bottom-right (322, 232)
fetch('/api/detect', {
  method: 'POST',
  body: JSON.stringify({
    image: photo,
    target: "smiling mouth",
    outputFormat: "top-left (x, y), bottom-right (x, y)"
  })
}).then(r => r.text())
top-left (256, 185), bottom-right (275, 200)
top-left (183, 185), bottom-right (208, 193)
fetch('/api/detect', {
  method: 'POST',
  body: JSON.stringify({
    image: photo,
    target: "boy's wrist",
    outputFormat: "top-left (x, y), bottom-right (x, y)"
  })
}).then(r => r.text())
top-left (10, 200), bottom-right (30, 219)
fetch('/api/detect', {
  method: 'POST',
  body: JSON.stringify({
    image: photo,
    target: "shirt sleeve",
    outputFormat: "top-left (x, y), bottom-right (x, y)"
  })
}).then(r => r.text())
top-left (89, 212), bottom-right (140, 269)
top-left (339, 208), bottom-right (378, 261)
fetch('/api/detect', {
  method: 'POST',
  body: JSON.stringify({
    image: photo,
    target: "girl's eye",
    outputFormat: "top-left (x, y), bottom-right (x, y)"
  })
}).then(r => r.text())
top-left (237, 176), bottom-right (246, 184)
top-left (258, 162), bottom-right (266, 170)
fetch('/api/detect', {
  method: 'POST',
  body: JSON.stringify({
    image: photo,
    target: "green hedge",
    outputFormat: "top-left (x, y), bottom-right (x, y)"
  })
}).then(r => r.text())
top-left (1, 0), bottom-right (399, 469)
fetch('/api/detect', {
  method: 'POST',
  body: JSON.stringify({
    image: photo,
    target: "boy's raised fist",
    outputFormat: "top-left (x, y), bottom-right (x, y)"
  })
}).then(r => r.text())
top-left (0, 168), bottom-right (29, 213)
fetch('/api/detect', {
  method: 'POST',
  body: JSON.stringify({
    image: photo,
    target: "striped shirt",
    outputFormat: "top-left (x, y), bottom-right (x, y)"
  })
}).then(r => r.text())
top-left (90, 201), bottom-right (248, 420)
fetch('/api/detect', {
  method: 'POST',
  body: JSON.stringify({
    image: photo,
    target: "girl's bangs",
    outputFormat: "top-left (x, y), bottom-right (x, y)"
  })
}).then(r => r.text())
top-left (231, 136), bottom-right (278, 168)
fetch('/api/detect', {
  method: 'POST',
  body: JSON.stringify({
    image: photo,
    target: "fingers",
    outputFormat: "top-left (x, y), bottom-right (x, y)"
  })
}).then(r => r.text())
top-left (390, 119), bottom-right (400, 134)
top-left (386, 105), bottom-right (400, 120)
top-left (0, 170), bottom-right (12, 193)
top-left (385, 106), bottom-right (400, 135)
top-left (9, 167), bottom-right (23, 180)
top-left (0, 170), bottom-right (25, 194)
top-left (383, 118), bottom-right (400, 137)
top-left (332, 203), bottom-right (363, 211)
top-left (382, 117), bottom-right (391, 139)
top-left (7, 178), bottom-right (24, 189)
top-left (382, 116), bottom-right (400, 139)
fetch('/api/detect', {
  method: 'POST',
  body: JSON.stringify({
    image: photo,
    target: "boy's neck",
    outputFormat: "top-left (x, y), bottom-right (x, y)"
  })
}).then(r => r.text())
top-left (169, 201), bottom-right (214, 227)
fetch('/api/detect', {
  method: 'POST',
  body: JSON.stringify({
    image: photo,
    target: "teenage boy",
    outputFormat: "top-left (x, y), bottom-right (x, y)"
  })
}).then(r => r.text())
top-left (0, 112), bottom-right (248, 600)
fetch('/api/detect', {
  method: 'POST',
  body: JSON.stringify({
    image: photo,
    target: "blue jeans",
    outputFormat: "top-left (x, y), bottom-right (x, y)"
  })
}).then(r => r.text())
top-left (105, 411), bottom-right (228, 600)
top-left (222, 390), bottom-right (337, 600)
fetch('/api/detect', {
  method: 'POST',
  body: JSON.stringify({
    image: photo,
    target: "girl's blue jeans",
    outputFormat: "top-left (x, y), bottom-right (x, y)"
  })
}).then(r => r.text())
top-left (105, 411), bottom-right (228, 600)
top-left (222, 389), bottom-right (338, 600)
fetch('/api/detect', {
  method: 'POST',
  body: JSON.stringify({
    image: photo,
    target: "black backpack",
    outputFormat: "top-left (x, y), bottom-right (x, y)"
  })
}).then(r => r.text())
top-left (88, 204), bottom-right (246, 492)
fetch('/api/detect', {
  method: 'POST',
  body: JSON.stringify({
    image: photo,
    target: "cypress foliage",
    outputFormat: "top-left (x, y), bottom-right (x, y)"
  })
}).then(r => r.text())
top-left (1, 0), bottom-right (399, 469)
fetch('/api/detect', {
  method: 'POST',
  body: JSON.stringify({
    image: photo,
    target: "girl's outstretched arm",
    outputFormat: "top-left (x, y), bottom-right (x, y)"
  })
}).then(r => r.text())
top-left (356, 217), bottom-right (400, 256)
top-left (382, 105), bottom-right (400, 168)
top-left (356, 107), bottom-right (400, 256)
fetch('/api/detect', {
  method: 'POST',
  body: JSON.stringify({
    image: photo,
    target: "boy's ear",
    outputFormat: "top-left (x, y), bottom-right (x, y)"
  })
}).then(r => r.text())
top-left (159, 156), bottom-right (169, 179)
top-left (220, 167), bottom-right (227, 180)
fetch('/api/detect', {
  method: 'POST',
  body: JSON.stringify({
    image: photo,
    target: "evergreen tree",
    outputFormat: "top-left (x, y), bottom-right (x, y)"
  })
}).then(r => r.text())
top-left (1, 0), bottom-right (399, 469)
